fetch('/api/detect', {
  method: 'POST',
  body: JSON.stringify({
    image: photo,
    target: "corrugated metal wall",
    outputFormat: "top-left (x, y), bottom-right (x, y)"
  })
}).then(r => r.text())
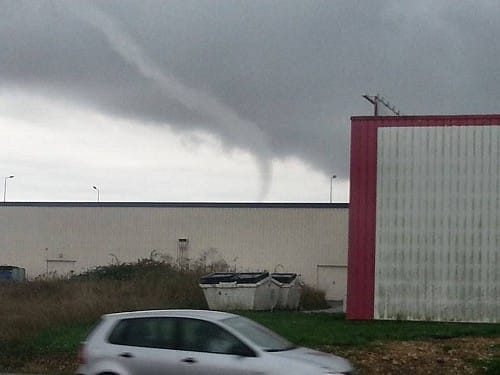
top-left (0, 204), bottom-right (348, 300)
top-left (376, 126), bottom-right (500, 322)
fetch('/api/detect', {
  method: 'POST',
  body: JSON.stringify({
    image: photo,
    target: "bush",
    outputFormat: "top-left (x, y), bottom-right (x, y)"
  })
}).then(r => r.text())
top-left (299, 285), bottom-right (329, 310)
top-left (0, 258), bottom-right (210, 343)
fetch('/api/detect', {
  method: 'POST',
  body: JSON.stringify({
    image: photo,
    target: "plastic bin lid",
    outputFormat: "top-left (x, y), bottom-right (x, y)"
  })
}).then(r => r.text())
top-left (199, 272), bottom-right (237, 284)
top-left (236, 272), bottom-right (269, 284)
top-left (0, 265), bottom-right (18, 271)
top-left (271, 273), bottom-right (297, 283)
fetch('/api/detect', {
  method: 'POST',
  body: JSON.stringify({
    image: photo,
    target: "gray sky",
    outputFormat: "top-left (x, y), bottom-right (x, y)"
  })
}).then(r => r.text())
top-left (1, 0), bottom-right (499, 202)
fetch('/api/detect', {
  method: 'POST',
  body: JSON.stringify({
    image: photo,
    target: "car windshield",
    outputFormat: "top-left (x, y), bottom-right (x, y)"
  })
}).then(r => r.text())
top-left (222, 316), bottom-right (295, 352)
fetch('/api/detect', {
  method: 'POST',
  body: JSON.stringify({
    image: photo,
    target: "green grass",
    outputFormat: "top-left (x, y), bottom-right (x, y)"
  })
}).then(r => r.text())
top-left (469, 357), bottom-right (500, 375)
top-left (10, 311), bottom-right (500, 357)
top-left (4, 310), bottom-right (500, 374)
top-left (0, 323), bottom-right (90, 369)
top-left (243, 311), bottom-right (500, 347)
top-left (469, 344), bottom-right (500, 374)
top-left (479, 358), bottom-right (500, 375)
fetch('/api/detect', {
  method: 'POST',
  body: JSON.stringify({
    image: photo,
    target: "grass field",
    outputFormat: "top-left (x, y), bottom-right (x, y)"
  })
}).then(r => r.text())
top-left (4, 311), bottom-right (500, 373)
top-left (245, 311), bottom-right (500, 347)
top-left (2, 260), bottom-right (500, 374)
top-left (13, 311), bottom-right (500, 354)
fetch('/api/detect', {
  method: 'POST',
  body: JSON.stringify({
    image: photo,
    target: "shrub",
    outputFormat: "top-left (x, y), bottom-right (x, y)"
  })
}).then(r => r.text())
top-left (0, 258), bottom-right (209, 343)
top-left (299, 285), bottom-right (329, 310)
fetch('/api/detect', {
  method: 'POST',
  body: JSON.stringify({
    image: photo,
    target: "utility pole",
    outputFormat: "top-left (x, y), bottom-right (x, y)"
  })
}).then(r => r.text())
top-left (92, 185), bottom-right (100, 203)
top-left (362, 94), bottom-right (401, 116)
top-left (3, 175), bottom-right (14, 202)
top-left (329, 175), bottom-right (337, 203)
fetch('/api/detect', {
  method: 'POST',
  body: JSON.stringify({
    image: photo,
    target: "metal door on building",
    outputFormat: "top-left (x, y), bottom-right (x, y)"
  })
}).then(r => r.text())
top-left (316, 265), bottom-right (347, 302)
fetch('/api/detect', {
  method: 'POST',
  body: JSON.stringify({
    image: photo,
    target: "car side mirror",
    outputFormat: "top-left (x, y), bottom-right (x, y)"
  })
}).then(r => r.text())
top-left (231, 343), bottom-right (257, 358)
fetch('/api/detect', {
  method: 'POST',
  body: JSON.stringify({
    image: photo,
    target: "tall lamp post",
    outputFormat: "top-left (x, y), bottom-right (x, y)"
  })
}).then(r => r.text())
top-left (329, 175), bottom-right (337, 203)
top-left (3, 175), bottom-right (14, 202)
top-left (92, 185), bottom-right (100, 203)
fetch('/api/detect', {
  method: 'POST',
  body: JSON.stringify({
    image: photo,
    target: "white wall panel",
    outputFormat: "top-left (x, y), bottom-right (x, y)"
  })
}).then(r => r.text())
top-left (0, 205), bottom-right (348, 299)
top-left (375, 126), bottom-right (500, 322)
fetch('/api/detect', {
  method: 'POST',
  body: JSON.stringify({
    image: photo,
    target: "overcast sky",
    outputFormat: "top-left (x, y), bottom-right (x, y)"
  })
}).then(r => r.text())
top-left (1, 0), bottom-right (499, 202)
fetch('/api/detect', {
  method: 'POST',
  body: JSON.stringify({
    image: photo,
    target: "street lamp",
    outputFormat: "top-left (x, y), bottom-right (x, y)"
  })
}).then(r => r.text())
top-left (92, 185), bottom-right (100, 203)
top-left (329, 175), bottom-right (337, 203)
top-left (3, 175), bottom-right (14, 202)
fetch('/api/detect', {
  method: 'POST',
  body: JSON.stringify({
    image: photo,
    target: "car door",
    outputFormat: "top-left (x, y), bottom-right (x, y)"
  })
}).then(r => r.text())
top-left (176, 318), bottom-right (265, 375)
top-left (106, 317), bottom-right (182, 375)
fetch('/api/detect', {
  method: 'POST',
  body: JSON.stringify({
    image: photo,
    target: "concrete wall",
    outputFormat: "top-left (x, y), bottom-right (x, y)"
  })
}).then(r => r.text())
top-left (0, 203), bottom-right (348, 300)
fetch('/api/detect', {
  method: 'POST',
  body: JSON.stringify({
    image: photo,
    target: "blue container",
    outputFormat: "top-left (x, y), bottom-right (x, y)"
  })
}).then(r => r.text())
top-left (0, 266), bottom-right (26, 282)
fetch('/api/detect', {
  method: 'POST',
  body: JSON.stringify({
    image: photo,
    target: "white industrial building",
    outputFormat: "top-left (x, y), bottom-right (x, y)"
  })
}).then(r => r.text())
top-left (0, 202), bottom-right (348, 300)
top-left (348, 114), bottom-right (500, 322)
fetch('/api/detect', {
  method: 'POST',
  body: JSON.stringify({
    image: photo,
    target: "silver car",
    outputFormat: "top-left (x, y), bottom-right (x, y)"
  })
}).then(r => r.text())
top-left (76, 309), bottom-right (355, 375)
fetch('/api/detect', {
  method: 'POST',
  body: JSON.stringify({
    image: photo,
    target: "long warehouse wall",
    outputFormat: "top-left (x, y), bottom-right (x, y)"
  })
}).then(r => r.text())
top-left (0, 203), bottom-right (348, 300)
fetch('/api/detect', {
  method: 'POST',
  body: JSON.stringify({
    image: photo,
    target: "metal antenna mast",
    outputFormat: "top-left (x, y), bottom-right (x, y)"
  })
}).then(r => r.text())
top-left (362, 94), bottom-right (401, 116)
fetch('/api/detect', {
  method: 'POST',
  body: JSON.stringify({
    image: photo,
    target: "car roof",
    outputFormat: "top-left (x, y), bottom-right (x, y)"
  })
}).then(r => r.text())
top-left (103, 309), bottom-right (238, 322)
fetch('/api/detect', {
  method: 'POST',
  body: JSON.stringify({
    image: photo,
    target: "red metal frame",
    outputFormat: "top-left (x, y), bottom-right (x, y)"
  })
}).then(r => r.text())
top-left (347, 115), bottom-right (500, 320)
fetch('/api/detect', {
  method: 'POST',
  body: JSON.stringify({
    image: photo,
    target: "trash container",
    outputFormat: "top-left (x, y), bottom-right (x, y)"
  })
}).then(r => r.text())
top-left (199, 272), bottom-right (238, 284)
top-left (200, 272), bottom-right (279, 311)
top-left (271, 273), bottom-right (302, 310)
top-left (0, 266), bottom-right (26, 282)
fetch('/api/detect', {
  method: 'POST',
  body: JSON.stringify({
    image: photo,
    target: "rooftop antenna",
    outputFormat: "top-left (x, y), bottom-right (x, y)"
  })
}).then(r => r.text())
top-left (362, 93), bottom-right (401, 116)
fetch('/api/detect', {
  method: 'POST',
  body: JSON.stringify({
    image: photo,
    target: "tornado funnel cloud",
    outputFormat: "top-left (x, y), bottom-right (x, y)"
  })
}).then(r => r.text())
top-left (71, 3), bottom-right (273, 200)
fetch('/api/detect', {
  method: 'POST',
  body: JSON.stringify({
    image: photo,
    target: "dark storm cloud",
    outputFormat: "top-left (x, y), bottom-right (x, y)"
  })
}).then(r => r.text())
top-left (1, 0), bottom-right (500, 181)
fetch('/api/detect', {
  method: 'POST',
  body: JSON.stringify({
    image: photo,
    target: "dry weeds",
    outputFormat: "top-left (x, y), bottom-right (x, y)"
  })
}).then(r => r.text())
top-left (0, 265), bottom-right (207, 342)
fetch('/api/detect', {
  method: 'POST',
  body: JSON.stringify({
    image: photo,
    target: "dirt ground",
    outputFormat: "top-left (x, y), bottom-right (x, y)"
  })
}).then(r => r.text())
top-left (326, 337), bottom-right (500, 374)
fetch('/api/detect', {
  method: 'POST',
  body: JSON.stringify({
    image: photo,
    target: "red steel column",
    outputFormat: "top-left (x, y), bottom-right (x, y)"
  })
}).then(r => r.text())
top-left (346, 118), bottom-right (378, 320)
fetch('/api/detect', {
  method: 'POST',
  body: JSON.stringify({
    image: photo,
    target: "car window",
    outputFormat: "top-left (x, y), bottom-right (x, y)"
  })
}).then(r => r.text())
top-left (108, 317), bottom-right (177, 349)
top-left (155, 318), bottom-right (178, 349)
top-left (222, 316), bottom-right (294, 352)
top-left (179, 318), bottom-right (250, 355)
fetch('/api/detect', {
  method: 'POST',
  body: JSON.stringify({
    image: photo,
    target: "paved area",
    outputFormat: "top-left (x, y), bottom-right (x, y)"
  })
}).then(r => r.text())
top-left (303, 300), bottom-right (344, 313)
